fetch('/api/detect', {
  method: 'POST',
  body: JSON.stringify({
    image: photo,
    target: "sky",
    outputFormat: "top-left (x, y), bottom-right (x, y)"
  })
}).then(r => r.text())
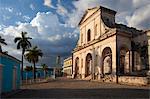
top-left (0, 0), bottom-right (150, 67)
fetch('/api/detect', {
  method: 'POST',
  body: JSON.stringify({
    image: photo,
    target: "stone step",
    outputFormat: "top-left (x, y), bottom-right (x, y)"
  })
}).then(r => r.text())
top-left (83, 75), bottom-right (92, 81)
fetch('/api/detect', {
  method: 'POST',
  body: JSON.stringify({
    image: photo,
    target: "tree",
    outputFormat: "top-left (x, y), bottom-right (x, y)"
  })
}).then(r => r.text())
top-left (0, 36), bottom-right (7, 52)
top-left (14, 31), bottom-right (32, 80)
top-left (41, 64), bottom-right (48, 78)
top-left (24, 66), bottom-right (33, 72)
top-left (25, 46), bottom-right (43, 80)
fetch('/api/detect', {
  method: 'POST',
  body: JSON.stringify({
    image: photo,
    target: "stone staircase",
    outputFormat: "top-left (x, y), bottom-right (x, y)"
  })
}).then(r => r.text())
top-left (101, 75), bottom-right (114, 82)
top-left (83, 75), bottom-right (92, 81)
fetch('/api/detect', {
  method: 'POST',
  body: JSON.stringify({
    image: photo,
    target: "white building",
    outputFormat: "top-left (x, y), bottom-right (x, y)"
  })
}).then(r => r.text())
top-left (72, 6), bottom-right (150, 85)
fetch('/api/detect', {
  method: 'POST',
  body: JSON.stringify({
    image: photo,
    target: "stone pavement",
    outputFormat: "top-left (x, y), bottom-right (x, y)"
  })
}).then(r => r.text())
top-left (4, 77), bottom-right (150, 99)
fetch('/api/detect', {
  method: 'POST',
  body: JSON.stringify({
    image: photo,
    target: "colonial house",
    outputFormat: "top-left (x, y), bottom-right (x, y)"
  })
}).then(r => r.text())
top-left (63, 56), bottom-right (72, 77)
top-left (72, 6), bottom-right (150, 85)
top-left (0, 52), bottom-right (21, 95)
top-left (23, 66), bottom-right (54, 80)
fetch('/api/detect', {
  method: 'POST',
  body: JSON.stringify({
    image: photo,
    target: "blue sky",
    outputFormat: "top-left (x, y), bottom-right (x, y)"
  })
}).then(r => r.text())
top-left (0, 0), bottom-right (150, 66)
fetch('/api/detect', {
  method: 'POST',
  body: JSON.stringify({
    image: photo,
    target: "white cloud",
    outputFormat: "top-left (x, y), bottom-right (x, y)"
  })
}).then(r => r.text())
top-left (5, 7), bottom-right (13, 12)
top-left (43, 0), bottom-right (56, 8)
top-left (48, 34), bottom-right (62, 41)
top-left (66, 0), bottom-right (100, 28)
top-left (64, 0), bottom-right (150, 30)
top-left (0, 24), bottom-right (6, 31)
top-left (56, 4), bottom-right (68, 16)
top-left (48, 32), bottom-right (78, 42)
top-left (0, 11), bottom-right (78, 66)
top-left (3, 15), bottom-right (11, 20)
top-left (1, 0), bottom-right (150, 66)
top-left (15, 21), bottom-right (21, 25)
top-left (30, 12), bottom-right (62, 36)
top-left (133, 0), bottom-right (150, 8)
top-left (30, 4), bottom-right (35, 10)
top-left (16, 12), bottom-right (22, 16)
top-left (126, 4), bottom-right (150, 29)
top-left (23, 15), bottom-right (30, 22)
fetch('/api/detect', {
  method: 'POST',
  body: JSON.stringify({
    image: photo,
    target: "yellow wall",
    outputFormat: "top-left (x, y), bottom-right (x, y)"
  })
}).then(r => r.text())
top-left (63, 57), bottom-right (72, 76)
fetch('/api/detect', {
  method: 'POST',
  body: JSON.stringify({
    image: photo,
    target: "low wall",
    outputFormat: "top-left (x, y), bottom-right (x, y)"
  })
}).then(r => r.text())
top-left (118, 76), bottom-right (149, 85)
top-left (98, 75), bottom-right (149, 85)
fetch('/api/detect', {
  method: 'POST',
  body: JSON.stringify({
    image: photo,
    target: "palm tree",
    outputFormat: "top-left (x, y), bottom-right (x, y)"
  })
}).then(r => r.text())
top-left (25, 46), bottom-right (43, 80)
top-left (14, 31), bottom-right (32, 80)
top-left (0, 36), bottom-right (7, 52)
top-left (24, 66), bottom-right (33, 72)
top-left (41, 64), bottom-right (48, 78)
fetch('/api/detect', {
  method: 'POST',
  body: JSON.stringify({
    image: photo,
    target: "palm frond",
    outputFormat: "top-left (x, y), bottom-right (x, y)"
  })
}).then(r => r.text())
top-left (14, 37), bottom-right (21, 43)
top-left (0, 36), bottom-right (7, 45)
top-left (21, 31), bottom-right (27, 39)
top-left (26, 40), bottom-right (32, 48)
top-left (17, 41), bottom-right (21, 49)
top-left (1, 41), bottom-right (7, 45)
top-left (27, 37), bottom-right (32, 39)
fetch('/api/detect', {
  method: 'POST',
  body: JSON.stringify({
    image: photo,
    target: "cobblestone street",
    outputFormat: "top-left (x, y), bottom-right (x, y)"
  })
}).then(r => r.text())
top-left (5, 78), bottom-right (150, 99)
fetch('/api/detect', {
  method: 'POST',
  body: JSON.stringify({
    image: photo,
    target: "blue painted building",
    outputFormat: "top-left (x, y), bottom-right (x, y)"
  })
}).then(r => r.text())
top-left (23, 68), bottom-right (54, 80)
top-left (0, 52), bottom-right (21, 93)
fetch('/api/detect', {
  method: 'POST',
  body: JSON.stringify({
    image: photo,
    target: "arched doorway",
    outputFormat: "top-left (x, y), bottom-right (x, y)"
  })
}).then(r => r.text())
top-left (85, 53), bottom-right (92, 77)
top-left (119, 47), bottom-right (129, 74)
top-left (75, 57), bottom-right (79, 78)
top-left (102, 47), bottom-right (112, 75)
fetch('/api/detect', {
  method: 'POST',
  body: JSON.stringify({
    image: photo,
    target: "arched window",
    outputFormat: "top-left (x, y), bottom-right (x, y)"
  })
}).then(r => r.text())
top-left (87, 29), bottom-right (91, 42)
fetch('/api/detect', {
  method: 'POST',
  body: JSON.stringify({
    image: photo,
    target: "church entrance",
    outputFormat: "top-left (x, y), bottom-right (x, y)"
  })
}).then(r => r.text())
top-left (85, 53), bottom-right (92, 77)
top-left (75, 57), bottom-right (79, 78)
top-left (102, 47), bottom-right (112, 75)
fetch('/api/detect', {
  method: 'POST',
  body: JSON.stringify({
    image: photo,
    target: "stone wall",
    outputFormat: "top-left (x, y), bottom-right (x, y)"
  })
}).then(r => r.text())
top-left (118, 76), bottom-right (149, 85)
top-left (97, 75), bottom-right (150, 85)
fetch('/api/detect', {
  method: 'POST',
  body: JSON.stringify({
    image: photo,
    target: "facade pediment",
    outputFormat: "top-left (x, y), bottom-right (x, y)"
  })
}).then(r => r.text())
top-left (79, 7), bottom-right (99, 25)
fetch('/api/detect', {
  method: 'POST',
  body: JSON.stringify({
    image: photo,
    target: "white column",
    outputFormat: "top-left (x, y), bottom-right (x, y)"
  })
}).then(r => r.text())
top-left (125, 51), bottom-right (130, 74)
top-left (72, 57), bottom-right (76, 78)
top-left (82, 57), bottom-right (86, 79)
top-left (0, 64), bottom-right (3, 97)
top-left (99, 56), bottom-right (103, 74)
top-left (92, 51), bottom-right (95, 79)
top-left (89, 60), bottom-right (92, 74)
top-left (129, 51), bottom-right (133, 74)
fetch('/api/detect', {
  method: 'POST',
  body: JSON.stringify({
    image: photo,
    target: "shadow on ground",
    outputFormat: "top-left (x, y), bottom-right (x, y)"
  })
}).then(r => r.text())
top-left (5, 88), bottom-right (149, 99)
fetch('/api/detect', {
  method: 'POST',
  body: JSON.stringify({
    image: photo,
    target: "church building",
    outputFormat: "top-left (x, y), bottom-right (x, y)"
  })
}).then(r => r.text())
top-left (72, 6), bottom-right (150, 85)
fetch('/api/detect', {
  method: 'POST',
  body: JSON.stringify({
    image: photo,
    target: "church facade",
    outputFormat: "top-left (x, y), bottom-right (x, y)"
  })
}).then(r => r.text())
top-left (72, 6), bottom-right (150, 85)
